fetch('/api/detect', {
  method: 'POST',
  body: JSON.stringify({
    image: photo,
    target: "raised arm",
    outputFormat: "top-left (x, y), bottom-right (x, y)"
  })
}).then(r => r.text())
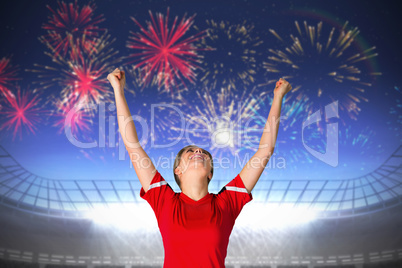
top-left (107, 68), bottom-right (156, 192)
top-left (239, 78), bottom-right (292, 193)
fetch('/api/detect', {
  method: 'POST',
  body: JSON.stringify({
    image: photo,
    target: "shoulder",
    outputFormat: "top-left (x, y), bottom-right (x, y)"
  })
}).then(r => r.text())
top-left (219, 174), bottom-right (251, 195)
top-left (148, 171), bottom-right (169, 190)
top-left (140, 171), bottom-right (176, 199)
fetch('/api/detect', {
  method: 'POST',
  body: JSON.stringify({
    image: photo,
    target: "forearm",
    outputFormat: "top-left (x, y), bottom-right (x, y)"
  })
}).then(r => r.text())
top-left (114, 88), bottom-right (156, 185)
top-left (239, 79), bottom-right (291, 193)
top-left (108, 68), bottom-right (156, 191)
top-left (257, 94), bottom-right (284, 156)
top-left (114, 89), bottom-right (141, 151)
top-left (239, 94), bottom-right (283, 192)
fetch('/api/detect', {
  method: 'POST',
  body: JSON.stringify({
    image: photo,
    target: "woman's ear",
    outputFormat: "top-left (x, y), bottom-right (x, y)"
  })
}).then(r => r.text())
top-left (174, 167), bottom-right (182, 175)
top-left (208, 172), bottom-right (213, 180)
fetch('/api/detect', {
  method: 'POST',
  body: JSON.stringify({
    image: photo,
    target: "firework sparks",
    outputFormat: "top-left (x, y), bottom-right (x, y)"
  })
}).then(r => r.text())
top-left (387, 86), bottom-right (402, 142)
top-left (263, 20), bottom-right (381, 121)
top-left (65, 34), bottom-right (117, 109)
top-left (51, 95), bottom-right (93, 137)
top-left (340, 125), bottom-right (375, 149)
top-left (389, 86), bottom-right (402, 125)
top-left (338, 124), bottom-right (383, 169)
top-left (124, 65), bottom-right (150, 96)
top-left (39, 0), bottom-right (106, 61)
top-left (126, 8), bottom-right (207, 94)
top-left (27, 30), bottom-right (121, 111)
top-left (0, 86), bottom-right (44, 140)
top-left (197, 20), bottom-right (263, 90)
top-left (170, 86), bottom-right (269, 158)
top-left (265, 93), bottom-right (315, 167)
top-left (0, 56), bottom-right (21, 100)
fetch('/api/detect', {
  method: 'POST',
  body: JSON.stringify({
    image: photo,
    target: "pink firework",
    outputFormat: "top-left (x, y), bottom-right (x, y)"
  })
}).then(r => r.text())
top-left (0, 86), bottom-right (43, 140)
top-left (52, 95), bottom-right (93, 136)
top-left (0, 56), bottom-right (21, 100)
top-left (127, 8), bottom-right (207, 93)
top-left (63, 59), bottom-right (110, 108)
top-left (40, 0), bottom-right (106, 61)
top-left (27, 31), bottom-right (119, 106)
top-left (60, 31), bottom-right (118, 109)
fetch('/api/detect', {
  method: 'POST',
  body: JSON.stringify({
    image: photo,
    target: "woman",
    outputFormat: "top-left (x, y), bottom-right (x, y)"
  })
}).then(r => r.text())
top-left (107, 68), bottom-right (292, 267)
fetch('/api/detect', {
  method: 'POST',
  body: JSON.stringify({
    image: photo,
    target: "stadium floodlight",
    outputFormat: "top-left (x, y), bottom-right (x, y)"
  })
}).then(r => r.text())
top-left (236, 203), bottom-right (318, 230)
top-left (85, 203), bottom-right (158, 232)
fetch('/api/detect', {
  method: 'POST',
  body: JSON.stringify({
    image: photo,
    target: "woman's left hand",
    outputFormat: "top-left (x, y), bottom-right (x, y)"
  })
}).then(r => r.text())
top-left (274, 78), bottom-right (292, 98)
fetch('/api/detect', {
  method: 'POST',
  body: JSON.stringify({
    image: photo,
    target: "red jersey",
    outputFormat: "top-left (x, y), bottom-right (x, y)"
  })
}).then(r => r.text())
top-left (140, 171), bottom-right (253, 267)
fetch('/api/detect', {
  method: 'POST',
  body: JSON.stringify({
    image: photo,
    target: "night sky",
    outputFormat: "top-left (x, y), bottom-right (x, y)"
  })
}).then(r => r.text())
top-left (0, 0), bottom-right (400, 193)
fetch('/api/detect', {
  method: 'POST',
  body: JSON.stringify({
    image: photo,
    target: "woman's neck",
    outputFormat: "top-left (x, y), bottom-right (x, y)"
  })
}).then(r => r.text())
top-left (180, 175), bottom-right (209, 201)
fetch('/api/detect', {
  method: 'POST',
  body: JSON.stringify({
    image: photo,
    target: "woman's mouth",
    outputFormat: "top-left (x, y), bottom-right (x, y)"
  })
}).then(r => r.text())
top-left (190, 154), bottom-right (205, 160)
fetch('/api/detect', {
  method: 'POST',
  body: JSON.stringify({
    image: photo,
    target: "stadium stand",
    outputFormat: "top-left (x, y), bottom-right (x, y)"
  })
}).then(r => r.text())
top-left (241, 266), bottom-right (271, 268)
top-left (45, 265), bottom-right (86, 268)
top-left (277, 266), bottom-right (308, 268)
top-left (94, 266), bottom-right (125, 268)
top-left (315, 265), bottom-right (356, 268)
top-left (363, 259), bottom-right (402, 267)
top-left (0, 146), bottom-right (401, 268)
top-left (0, 259), bottom-right (39, 268)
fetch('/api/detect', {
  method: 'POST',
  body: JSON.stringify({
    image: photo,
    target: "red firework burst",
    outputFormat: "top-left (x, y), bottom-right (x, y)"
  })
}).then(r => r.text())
top-left (60, 31), bottom-right (119, 109)
top-left (64, 59), bottom-right (110, 108)
top-left (0, 56), bottom-right (21, 100)
top-left (28, 31), bottom-right (119, 109)
top-left (0, 86), bottom-right (43, 140)
top-left (127, 8), bottom-right (207, 94)
top-left (52, 96), bottom-right (92, 136)
top-left (40, 0), bottom-right (106, 61)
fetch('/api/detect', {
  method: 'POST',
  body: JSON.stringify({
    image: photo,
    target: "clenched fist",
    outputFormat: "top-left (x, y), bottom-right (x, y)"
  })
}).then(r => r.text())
top-left (107, 68), bottom-right (126, 93)
top-left (274, 78), bottom-right (292, 98)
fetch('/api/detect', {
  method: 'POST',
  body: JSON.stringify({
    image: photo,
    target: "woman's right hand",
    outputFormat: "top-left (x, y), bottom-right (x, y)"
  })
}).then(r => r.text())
top-left (107, 68), bottom-right (126, 94)
top-left (274, 78), bottom-right (292, 98)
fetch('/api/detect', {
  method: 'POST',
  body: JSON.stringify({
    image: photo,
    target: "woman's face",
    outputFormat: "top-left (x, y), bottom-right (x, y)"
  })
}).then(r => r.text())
top-left (177, 146), bottom-right (213, 178)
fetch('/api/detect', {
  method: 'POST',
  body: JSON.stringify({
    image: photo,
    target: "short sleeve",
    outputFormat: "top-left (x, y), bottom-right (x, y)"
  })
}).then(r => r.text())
top-left (218, 174), bottom-right (253, 219)
top-left (140, 171), bottom-right (175, 218)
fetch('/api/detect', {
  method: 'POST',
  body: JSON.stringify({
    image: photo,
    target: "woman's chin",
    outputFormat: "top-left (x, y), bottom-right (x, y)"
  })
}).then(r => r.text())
top-left (188, 161), bottom-right (208, 170)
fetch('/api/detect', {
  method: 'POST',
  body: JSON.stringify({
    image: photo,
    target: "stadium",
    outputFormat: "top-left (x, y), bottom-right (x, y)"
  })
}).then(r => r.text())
top-left (0, 0), bottom-right (401, 267)
top-left (1, 144), bottom-right (401, 268)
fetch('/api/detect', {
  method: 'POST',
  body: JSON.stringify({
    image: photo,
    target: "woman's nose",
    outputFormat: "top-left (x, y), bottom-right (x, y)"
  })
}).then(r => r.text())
top-left (194, 148), bottom-right (202, 154)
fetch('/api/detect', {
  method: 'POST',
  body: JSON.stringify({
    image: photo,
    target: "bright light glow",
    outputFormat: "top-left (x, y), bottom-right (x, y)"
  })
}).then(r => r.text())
top-left (212, 120), bottom-right (234, 148)
top-left (85, 203), bottom-right (158, 232)
top-left (214, 129), bottom-right (232, 146)
top-left (85, 203), bottom-right (317, 232)
top-left (236, 203), bottom-right (318, 230)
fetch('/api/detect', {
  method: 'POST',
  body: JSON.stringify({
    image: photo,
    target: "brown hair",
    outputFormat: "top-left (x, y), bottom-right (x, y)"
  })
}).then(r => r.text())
top-left (173, 145), bottom-right (214, 189)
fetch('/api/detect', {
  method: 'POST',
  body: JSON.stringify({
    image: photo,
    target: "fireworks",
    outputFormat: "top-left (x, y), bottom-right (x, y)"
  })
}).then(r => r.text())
top-left (124, 65), bottom-right (157, 97)
top-left (28, 24), bottom-right (122, 144)
top-left (126, 8), bottom-right (207, 94)
top-left (169, 86), bottom-right (269, 158)
top-left (264, 21), bottom-right (381, 121)
top-left (338, 124), bottom-right (383, 169)
top-left (389, 86), bottom-right (401, 125)
top-left (340, 125), bottom-right (375, 149)
top-left (39, 0), bottom-right (106, 61)
top-left (63, 31), bottom-right (120, 109)
top-left (266, 93), bottom-right (315, 167)
top-left (196, 20), bottom-right (263, 90)
top-left (0, 56), bottom-right (21, 100)
top-left (51, 95), bottom-right (93, 137)
top-left (28, 30), bottom-right (121, 112)
top-left (387, 86), bottom-right (402, 142)
top-left (0, 86), bottom-right (44, 140)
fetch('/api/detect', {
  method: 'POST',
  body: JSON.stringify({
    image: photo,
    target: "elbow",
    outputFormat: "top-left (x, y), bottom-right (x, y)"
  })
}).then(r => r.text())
top-left (257, 146), bottom-right (275, 158)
